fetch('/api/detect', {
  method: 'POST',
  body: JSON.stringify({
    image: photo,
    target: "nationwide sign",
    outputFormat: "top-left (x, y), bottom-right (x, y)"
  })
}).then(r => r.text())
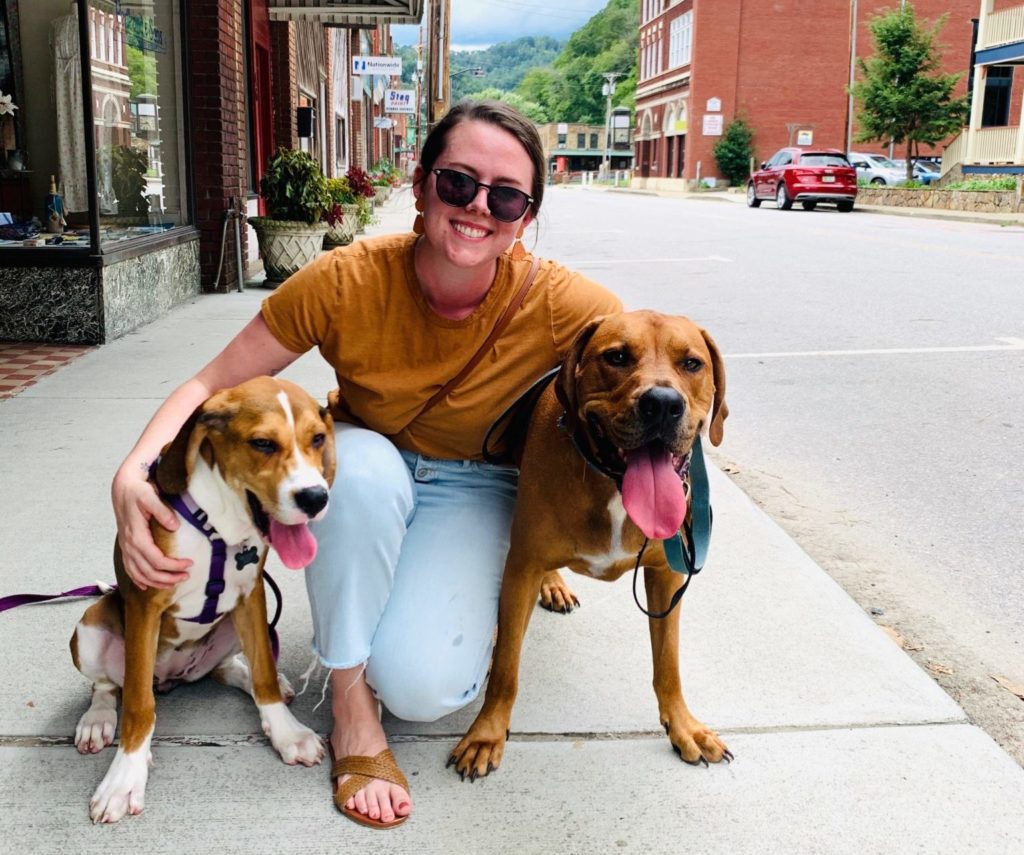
top-left (385, 89), bottom-right (416, 114)
top-left (352, 55), bottom-right (402, 76)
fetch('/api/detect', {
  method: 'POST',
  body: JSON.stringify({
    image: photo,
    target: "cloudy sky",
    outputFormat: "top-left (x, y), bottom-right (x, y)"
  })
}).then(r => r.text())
top-left (392, 0), bottom-right (609, 50)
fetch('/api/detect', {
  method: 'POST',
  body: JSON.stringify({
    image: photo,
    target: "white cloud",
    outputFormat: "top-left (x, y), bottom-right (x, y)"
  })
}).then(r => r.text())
top-left (392, 0), bottom-right (608, 48)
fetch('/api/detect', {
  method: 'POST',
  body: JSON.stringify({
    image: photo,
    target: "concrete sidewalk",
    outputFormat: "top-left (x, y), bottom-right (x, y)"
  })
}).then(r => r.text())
top-left (2, 193), bottom-right (1024, 853)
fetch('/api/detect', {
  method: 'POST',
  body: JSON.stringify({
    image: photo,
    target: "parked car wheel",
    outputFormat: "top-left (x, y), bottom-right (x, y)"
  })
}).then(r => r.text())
top-left (801, 201), bottom-right (817, 211)
top-left (746, 183), bottom-right (761, 208)
top-left (776, 183), bottom-right (792, 210)
top-left (870, 177), bottom-right (886, 185)
top-left (837, 201), bottom-right (854, 213)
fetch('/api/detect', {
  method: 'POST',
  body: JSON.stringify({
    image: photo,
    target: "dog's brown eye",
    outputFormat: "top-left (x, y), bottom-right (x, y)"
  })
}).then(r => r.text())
top-left (681, 357), bottom-right (704, 373)
top-left (603, 349), bottom-right (630, 367)
top-left (311, 433), bottom-right (326, 449)
top-left (249, 438), bottom-right (278, 455)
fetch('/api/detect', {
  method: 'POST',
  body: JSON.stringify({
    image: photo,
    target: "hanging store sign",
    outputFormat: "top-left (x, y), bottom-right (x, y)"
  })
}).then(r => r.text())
top-left (374, 117), bottom-right (396, 129)
top-left (352, 56), bottom-right (402, 76)
top-left (385, 89), bottom-right (416, 114)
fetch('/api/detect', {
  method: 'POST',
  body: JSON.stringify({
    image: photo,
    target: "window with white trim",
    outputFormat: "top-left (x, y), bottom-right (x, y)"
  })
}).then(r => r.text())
top-left (669, 11), bottom-right (693, 69)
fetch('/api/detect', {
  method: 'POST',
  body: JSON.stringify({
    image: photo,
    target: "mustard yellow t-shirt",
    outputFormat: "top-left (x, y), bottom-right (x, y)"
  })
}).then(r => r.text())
top-left (261, 233), bottom-right (621, 460)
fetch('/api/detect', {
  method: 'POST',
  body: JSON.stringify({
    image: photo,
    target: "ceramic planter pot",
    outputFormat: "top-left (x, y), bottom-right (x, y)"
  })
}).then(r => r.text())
top-left (323, 212), bottom-right (357, 248)
top-left (249, 217), bottom-right (328, 285)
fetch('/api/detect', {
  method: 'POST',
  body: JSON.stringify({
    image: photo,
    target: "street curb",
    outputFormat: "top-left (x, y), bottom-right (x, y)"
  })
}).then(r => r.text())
top-left (574, 183), bottom-right (1024, 226)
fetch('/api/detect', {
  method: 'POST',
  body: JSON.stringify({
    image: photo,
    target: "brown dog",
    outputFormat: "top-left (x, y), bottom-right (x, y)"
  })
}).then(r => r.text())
top-left (70, 377), bottom-right (336, 822)
top-left (450, 311), bottom-right (730, 779)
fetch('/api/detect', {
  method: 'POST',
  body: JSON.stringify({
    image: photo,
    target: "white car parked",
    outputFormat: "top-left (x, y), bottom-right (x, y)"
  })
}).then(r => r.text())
top-left (847, 151), bottom-right (908, 186)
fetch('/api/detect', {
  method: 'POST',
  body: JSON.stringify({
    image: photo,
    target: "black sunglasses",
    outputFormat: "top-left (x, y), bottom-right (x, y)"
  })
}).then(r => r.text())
top-left (431, 168), bottom-right (534, 223)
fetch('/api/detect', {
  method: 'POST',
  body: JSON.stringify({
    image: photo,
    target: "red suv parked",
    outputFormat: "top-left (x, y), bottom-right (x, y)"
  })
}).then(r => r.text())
top-left (747, 148), bottom-right (857, 212)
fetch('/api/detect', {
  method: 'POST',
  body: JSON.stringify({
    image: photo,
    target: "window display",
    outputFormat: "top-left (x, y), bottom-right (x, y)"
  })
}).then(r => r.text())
top-left (0, 0), bottom-right (189, 251)
top-left (87, 0), bottom-right (189, 247)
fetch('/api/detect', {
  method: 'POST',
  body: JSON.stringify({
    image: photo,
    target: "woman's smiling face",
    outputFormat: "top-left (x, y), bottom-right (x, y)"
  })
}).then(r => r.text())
top-left (413, 119), bottom-right (536, 270)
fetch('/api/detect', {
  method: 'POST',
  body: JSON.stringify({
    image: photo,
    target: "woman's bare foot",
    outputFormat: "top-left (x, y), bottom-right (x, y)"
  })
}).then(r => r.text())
top-left (330, 666), bottom-right (412, 824)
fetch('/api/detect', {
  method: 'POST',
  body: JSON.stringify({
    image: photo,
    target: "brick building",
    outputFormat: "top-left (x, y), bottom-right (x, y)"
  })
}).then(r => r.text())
top-left (633, 0), bottom-right (1020, 190)
top-left (537, 117), bottom-right (634, 176)
top-left (0, 0), bottom-right (420, 345)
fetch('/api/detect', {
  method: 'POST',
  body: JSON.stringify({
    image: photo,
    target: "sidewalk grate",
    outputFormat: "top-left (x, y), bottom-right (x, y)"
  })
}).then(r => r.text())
top-left (0, 342), bottom-right (94, 401)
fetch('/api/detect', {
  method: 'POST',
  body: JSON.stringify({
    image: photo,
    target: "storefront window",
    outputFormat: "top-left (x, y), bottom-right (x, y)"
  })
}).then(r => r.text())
top-left (0, 0), bottom-right (189, 252)
top-left (88, 0), bottom-right (188, 247)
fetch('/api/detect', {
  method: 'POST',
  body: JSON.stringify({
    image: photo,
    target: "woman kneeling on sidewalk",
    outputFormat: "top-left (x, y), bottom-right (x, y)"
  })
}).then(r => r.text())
top-left (111, 100), bottom-right (621, 828)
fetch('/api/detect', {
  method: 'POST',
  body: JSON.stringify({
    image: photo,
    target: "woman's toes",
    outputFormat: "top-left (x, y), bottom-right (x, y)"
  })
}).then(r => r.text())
top-left (366, 788), bottom-right (382, 820)
top-left (354, 788), bottom-right (368, 816)
top-left (392, 784), bottom-right (412, 816)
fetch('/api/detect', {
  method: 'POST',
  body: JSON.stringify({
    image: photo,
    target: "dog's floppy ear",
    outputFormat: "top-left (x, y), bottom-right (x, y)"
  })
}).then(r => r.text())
top-left (556, 317), bottom-right (604, 433)
top-left (700, 326), bottom-right (729, 446)
top-left (318, 405), bottom-right (337, 487)
top-left (156, 397), bottom-right (236, 494)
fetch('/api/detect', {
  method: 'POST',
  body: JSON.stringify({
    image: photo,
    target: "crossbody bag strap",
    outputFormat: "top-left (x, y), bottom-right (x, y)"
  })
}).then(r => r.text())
top-left (418, 255), bottom-right (541, 418)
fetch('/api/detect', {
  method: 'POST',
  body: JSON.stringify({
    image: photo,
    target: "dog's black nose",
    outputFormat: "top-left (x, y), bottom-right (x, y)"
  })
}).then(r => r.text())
top-left (638, 387), bottom-right (685, 430)
top-left (294, 486), bottom-right (329, 517)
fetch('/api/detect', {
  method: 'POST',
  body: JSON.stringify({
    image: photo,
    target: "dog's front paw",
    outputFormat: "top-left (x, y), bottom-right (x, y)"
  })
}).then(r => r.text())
top-left (539, 569), bottom-right (580, 614)
top-left (260, 702), bottom-right (323, 766)
top-left (75, 706), bottom-right (117, 754)
top-left (448, 717), bottom-right (510, 781)
top-left (89, 748), bottom-right (150, 823)
top-left (663, 715), bottom-right (733, 767)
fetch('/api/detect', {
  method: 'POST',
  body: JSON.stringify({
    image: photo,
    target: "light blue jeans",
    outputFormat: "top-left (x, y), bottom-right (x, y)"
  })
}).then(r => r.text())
top-left (304, 423), bottom-right (518, 722)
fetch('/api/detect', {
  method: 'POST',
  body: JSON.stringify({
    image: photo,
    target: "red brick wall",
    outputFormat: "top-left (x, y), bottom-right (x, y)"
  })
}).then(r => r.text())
top-left (188, 0), bottom-right (248, 293)
top-left (349, 30), bottom-right (365, 168)
top-left (270, 21), bottom-right (298, 152)
top-left (637, 0), bottom-right (982, 183)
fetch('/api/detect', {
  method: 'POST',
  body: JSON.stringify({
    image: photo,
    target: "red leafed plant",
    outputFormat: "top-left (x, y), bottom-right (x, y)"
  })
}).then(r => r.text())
top-left (345, 166), bottom-right (376, 199)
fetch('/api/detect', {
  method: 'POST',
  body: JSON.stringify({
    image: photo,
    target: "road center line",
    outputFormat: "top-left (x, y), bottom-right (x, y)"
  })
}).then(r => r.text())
top-left (727, 337), bottom-right (1024, 359)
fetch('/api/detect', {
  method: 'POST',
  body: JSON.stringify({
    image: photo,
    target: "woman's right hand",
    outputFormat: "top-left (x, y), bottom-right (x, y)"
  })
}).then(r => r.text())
top-left (112, 462), bottom-right (192, 591)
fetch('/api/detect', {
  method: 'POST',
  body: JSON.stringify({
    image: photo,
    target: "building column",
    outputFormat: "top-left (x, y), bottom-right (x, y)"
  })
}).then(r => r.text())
top-left (1016, 83), bottom-right (1024, 164)
top-left (187, 0), bottom-right (248, 293)
top-left (966, 64), bottom-right (988, 162)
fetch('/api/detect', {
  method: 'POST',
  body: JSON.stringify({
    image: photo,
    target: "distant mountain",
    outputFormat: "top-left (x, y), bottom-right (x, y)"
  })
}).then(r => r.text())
top-left (450, 36), bottom-right (563, 102)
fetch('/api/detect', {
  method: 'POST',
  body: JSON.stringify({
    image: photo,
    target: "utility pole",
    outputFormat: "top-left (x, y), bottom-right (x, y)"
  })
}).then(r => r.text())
top-left (425, 0), bottom-right (452, 128)
top-left (846, 0), bottom-right (858, 155)
top-left (601, 71), bottom-right (623, 179)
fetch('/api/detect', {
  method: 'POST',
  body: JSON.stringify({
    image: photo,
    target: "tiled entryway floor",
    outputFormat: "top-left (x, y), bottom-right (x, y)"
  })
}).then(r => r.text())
top-left (0, 342), bottom-right (94, 400)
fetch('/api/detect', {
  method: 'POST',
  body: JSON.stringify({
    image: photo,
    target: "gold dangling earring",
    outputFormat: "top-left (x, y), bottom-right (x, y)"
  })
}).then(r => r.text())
top-left (510, 227), bottom-right (527, 261)
top-left (412, 197), bottom-right (425, 235)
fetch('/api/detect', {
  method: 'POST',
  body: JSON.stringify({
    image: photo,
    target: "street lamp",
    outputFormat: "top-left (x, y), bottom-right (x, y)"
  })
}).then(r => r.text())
top-left (601, 72), bottom-right (623, 179)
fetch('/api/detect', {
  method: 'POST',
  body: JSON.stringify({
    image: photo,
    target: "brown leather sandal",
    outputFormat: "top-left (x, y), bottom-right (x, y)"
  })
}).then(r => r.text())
top-left (330, 744), bottom-right (411, 829)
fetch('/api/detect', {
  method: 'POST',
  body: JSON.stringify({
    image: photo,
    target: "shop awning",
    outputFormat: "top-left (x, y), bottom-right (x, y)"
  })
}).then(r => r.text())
top-left (268, 1), bottom-right (424, 26)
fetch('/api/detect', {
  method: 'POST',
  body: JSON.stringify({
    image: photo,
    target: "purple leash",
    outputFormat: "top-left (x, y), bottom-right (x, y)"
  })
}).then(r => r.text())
top-left (0, 584), bottom-right (113, 613)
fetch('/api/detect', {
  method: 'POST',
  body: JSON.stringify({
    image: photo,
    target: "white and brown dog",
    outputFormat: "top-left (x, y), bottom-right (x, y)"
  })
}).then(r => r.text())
top-left (451, 311), bottom-right (730, 779)
top-left (70, 377), bottom-right (336, 823)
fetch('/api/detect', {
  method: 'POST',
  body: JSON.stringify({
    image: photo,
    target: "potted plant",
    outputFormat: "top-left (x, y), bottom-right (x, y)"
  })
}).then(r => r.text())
top-left (345, 166), bottom-right (377, 232)
top-left (324, 177), bottom-right (357, 248)
top-left (249, 148), bottom-right (331, 285)
top-left (370, 160), bottom-right (393, 204)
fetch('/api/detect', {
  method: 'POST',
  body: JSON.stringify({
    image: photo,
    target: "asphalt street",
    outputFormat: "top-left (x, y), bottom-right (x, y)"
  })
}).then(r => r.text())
top-left (530, 186), bottom-right (1024, 761)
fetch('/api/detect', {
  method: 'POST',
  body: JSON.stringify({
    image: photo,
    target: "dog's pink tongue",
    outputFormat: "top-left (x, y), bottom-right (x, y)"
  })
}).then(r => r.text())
top-left (622, 445), bottom-right (687, 539)
top-left (268, 520), bottom-right (318, 569)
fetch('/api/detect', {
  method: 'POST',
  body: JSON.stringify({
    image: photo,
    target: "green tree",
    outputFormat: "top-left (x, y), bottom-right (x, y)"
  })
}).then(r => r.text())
top-left (126, 46), bottom-right (157, 99)
top-left (463, 87), bottom-right (550, 124)
top-left (713, 118), bottom-right (755, 186)
top-left (515, 0), bottom-right (638, 123)
top-left (850, 3), bottom-right (968, 181)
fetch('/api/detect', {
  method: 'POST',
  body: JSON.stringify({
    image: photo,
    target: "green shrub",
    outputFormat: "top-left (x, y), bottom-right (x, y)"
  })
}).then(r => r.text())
top-left (712, 118), bottom-right (755, 186)
top-left (259, 148), bottom-right (331, 224)
top-left (943, 176), bottom-right (1019, 191)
